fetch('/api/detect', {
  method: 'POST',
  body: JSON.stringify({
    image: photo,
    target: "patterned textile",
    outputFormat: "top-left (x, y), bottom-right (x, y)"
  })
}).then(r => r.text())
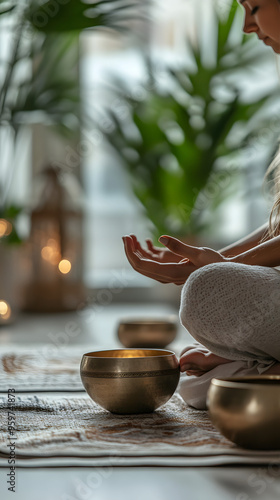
top-left (0, 349), bottom-right (84, 392)
top-left (0, 393), bottom-right (280, 467)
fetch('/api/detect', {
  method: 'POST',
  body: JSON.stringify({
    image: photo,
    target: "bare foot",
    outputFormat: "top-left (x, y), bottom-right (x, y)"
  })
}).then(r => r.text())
top-left (180, 342), bottom-right (201, 357)
top-left (180, 344), bottom-right (280, 377)
top-left (180, 343), bottom-right (232, 376)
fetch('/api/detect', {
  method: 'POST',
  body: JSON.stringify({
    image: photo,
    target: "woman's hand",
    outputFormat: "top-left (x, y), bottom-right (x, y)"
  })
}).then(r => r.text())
top-left (122, 234), bottom-right (228, 285)
top-left (158, 235), bottom-right (227, 267)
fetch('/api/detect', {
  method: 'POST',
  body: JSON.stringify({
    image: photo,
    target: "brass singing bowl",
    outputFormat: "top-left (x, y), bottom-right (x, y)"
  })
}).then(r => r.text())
top-left (207, 376), bottom-right (280, 450)
top-left (117, 317), bottom-right (177, 349)
top-left (80, 349), bottom-right (180, 414)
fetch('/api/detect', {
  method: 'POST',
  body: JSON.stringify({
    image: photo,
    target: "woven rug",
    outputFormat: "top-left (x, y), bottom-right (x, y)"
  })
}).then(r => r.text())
top-left (0, 348), bottom-right (84, 392)
top-left (0, 393), bottom-right (280, 467)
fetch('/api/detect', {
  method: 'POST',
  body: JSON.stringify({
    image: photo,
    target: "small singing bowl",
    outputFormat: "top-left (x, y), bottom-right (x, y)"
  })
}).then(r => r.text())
top-left (117, 317), bottom-right (177, 349)
top-left (207, 376), bottom-right (280, 450)
top-left (80, 349), bottom-right (180, 414)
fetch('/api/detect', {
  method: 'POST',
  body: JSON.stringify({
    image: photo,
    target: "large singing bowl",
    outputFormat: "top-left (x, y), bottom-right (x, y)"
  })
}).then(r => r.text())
top-left (207, 376), bottom-right (280, 450)
top-left (80, 349), bottom-right (180, 414)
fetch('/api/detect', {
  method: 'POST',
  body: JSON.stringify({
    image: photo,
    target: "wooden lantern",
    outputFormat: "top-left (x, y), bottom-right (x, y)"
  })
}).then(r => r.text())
top-left (23, 167), bottom-right (86, 312)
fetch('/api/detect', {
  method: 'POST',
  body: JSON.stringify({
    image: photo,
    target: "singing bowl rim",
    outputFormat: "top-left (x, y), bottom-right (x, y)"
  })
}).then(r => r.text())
top-left (81, 348), bottom-right (177, 359)
top-left (80, 349), bottom-right (180, 378)
top-left (80, 349), bottom-right (179, 375)
top-left (210, 375), bottom-right (280, 391)
top-left (117, 316), bottom-right (177, 327)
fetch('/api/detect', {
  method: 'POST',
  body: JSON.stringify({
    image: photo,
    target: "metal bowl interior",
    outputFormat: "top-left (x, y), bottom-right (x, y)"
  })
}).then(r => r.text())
top-left (207, 376), bottom-right (280, 450)
top-left (80, 348), bottom-right (180, 414)
top-left (117, 317), bottom-right (178, 348)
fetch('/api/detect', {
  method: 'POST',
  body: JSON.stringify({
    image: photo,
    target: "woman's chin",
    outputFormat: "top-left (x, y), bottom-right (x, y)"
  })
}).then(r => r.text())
top-left (265, 38), bottom-right (280, 54)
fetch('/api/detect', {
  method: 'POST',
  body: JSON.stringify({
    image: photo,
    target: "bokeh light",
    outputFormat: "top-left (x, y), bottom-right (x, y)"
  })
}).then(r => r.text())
top-left (41, 238), bottom-right (61, 265)
top-left (0, 300), bottom-right (11, 320)
top-left (0, 219), bottom-right (12, 237)
top-left (58, 259), bottom-right (72, 274)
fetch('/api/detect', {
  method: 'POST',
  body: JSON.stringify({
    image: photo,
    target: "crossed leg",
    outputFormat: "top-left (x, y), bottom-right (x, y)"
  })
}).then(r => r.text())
top-left (177, 262), bottom-right (280, 409)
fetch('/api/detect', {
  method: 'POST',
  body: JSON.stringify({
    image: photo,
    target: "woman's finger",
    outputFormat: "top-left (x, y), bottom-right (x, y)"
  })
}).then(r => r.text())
top-left (123, 236), bottom-right (170, 282)
top-left (122, 236), bottom-right (195, 284)
top-left (159, 235), bottom-right (200, 258)
top-left (131, 235), bottom-right (159, 260)
top-left (130, 235), bottom-right (165, 262)
top-left (146, 239), bottom-right (159, 253)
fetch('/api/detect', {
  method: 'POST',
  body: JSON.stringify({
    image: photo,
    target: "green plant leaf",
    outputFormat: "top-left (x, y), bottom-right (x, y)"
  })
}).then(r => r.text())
top-left (26, 0), bottom-right (144, 33)
top-left (9, 33), bottom-right (80, 135)
top-left (0, 4), bottom-right (16, 16)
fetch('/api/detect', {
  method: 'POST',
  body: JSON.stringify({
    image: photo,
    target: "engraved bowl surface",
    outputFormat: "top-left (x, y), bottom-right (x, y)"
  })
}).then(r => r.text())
top-left (80, 349), bottom-right (180, 414)
top-left (207, 376), bottom-right (280, 450)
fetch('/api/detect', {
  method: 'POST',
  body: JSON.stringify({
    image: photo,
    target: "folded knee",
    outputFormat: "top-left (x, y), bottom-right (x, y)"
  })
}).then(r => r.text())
top-left (179, 262), bottom-right (247, 340)
top-left (179, 263), bottom-right (229, 325)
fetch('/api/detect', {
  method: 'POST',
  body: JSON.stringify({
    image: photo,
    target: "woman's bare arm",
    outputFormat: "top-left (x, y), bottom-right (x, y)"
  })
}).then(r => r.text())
top-left (219, 222), bottom-right (269, 258)
top-left (230, 233), bottom-right (280, 267)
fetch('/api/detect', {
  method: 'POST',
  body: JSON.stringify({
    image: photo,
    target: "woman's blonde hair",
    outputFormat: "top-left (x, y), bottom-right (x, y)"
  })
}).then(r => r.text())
top-left (264, 144), bottom-right (280, 238)
top-left (262, 55), bottom-right (280, 239)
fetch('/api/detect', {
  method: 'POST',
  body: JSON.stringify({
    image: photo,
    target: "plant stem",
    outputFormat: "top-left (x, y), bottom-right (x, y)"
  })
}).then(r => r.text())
top-left (0, 5), bottom-right (26, 208)
top-left (0, 6), bottom-right (25, 121)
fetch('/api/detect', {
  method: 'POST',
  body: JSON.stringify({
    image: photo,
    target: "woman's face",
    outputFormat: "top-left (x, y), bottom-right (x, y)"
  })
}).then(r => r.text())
top-left (238, 0), bottom-right (280, 53)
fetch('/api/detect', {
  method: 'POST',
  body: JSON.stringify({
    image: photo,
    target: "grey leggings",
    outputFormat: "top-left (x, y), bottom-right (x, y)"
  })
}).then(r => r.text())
top-left (178, 262), bottom-right (280, 409)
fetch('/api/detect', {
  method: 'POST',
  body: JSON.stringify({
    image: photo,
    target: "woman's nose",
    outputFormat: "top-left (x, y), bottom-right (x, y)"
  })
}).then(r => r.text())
top-left (243, 13), bottom-right (258, 34)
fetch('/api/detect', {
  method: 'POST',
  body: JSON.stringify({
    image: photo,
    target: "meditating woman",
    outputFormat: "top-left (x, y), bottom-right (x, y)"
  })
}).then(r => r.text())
top-left (122, 0), bottom-right (280, 409)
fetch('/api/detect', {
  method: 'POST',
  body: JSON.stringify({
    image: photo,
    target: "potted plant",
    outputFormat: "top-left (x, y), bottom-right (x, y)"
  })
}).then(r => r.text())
top-left (100, 0), bottom-right (280, 242)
